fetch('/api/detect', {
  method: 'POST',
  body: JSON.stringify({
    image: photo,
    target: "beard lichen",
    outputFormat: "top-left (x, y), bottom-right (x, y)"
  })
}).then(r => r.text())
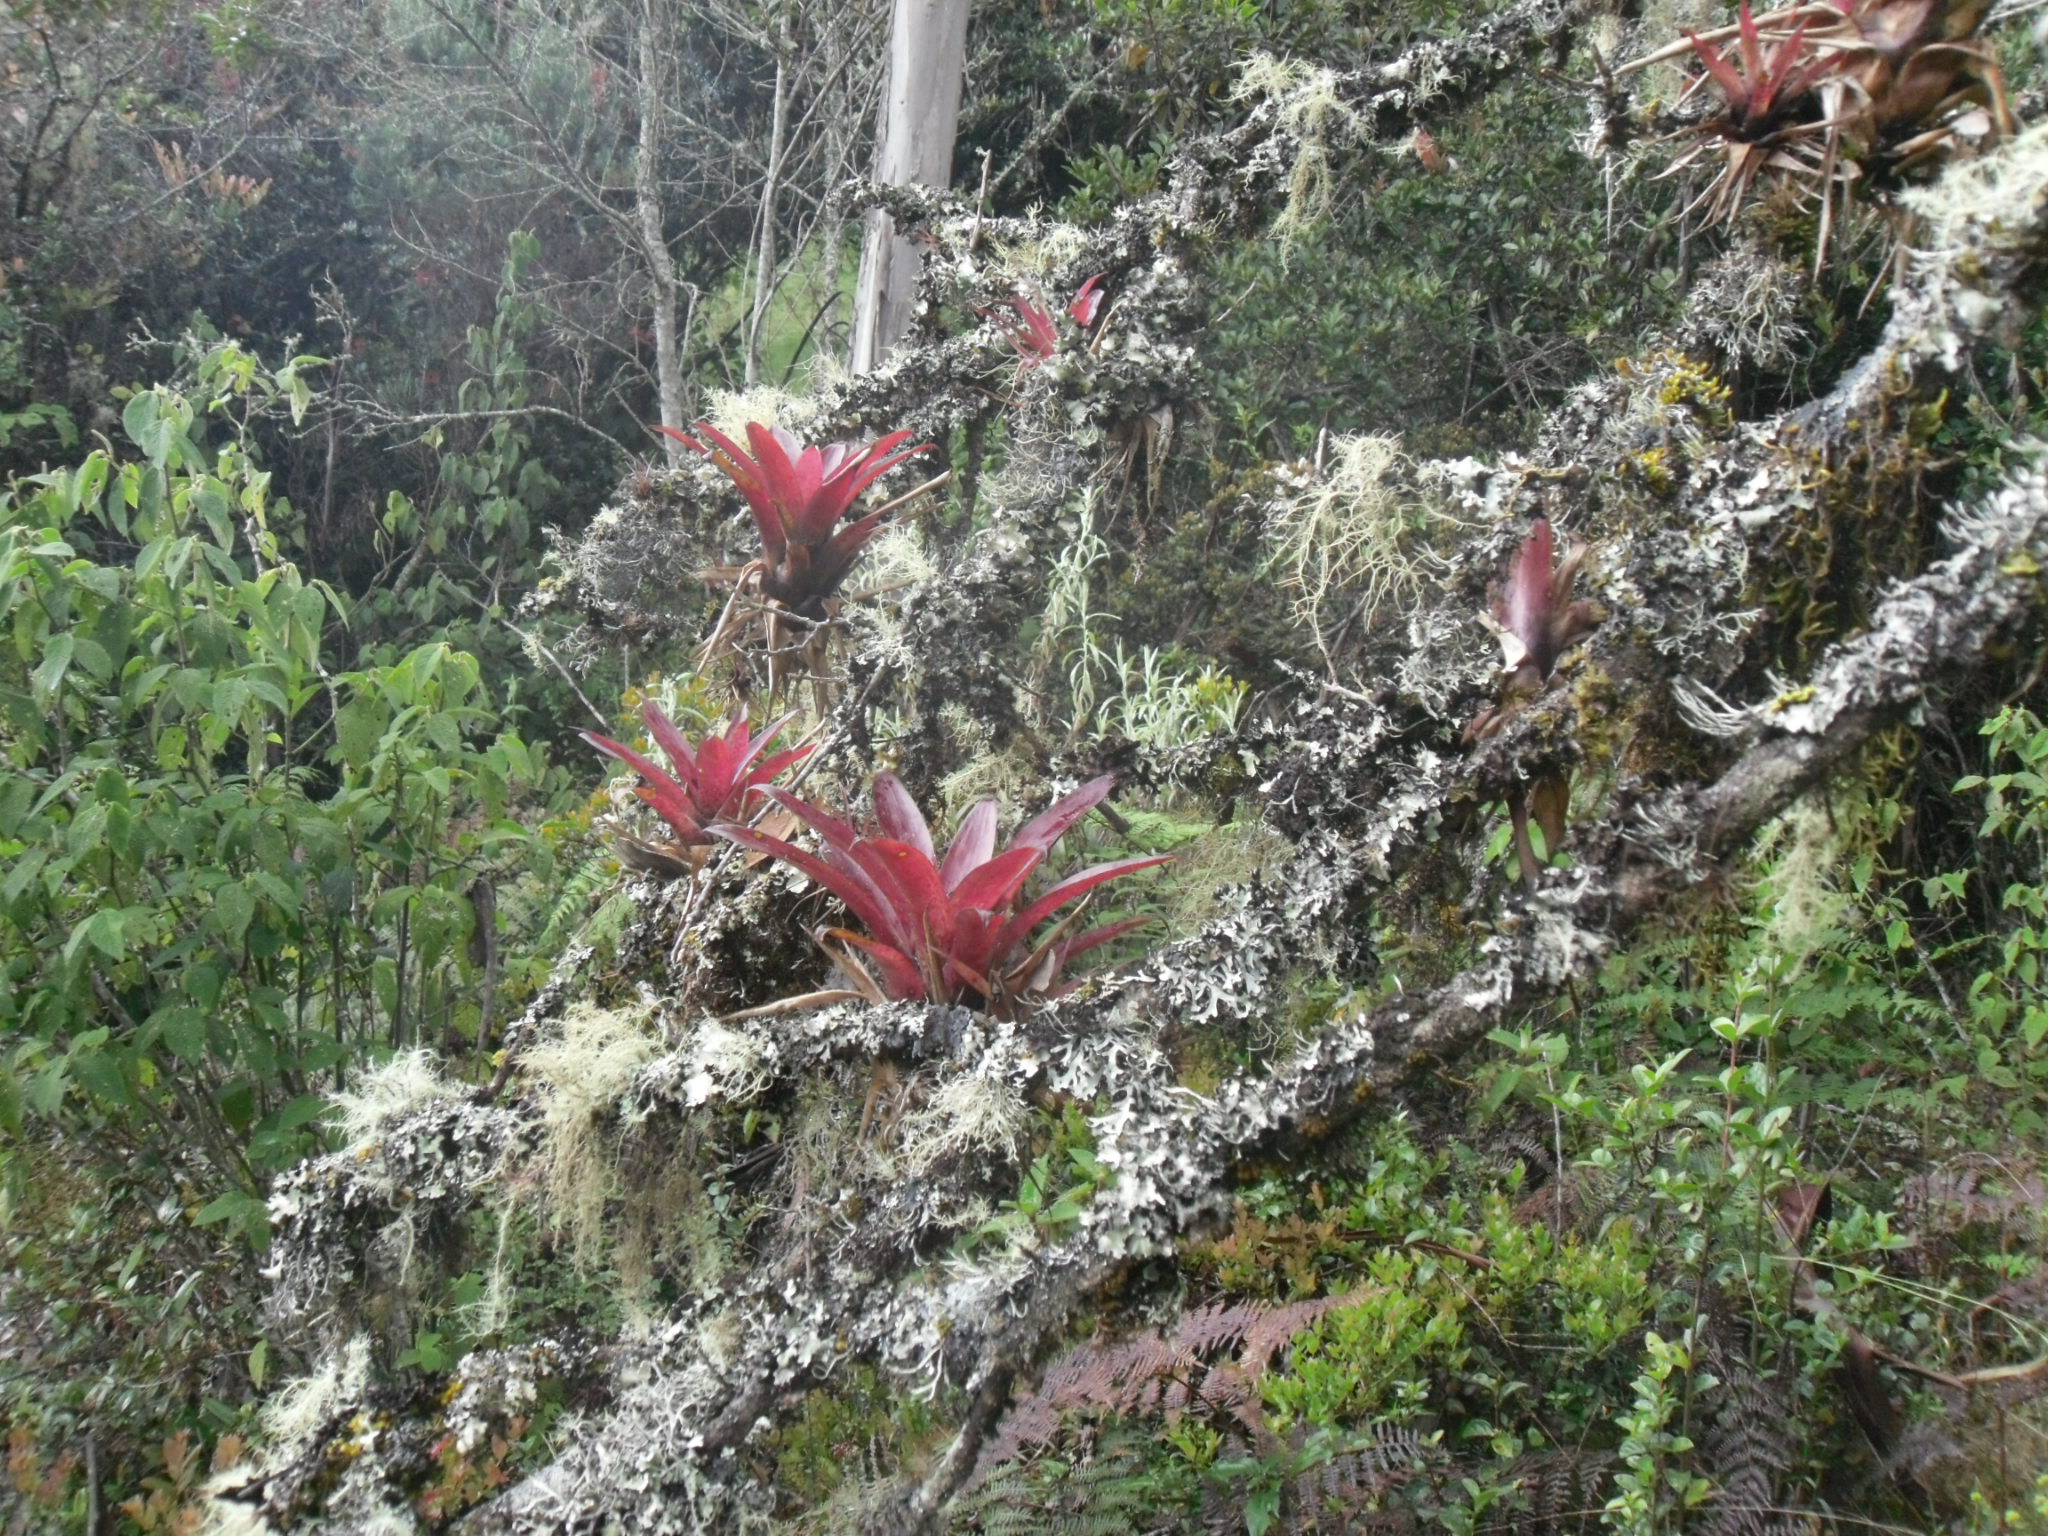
top-left (521, 1002), bottom-right (662, 1273)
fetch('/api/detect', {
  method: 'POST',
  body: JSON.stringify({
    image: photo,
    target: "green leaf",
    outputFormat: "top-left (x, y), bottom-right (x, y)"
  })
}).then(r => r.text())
top-left (2027, 1008), bottom-right (2048, 1051)
top-left (3, 847), bottom-right (48, 904)
top-left (1244, 1484), bottom-right (1281, 1536)
top-left (159, 1007), bottom-right (210, 1065)
top-left (263, 1093), bottom-right (330, 1135)
top-left (196, 479), bottom-right (235, 548)
top-left (194, 1190), bottom-right (259, 1226)
top-left (1479, 1065), bottom-right (1526, 1119)
top-left (31, 632), bottom-right (74, 702)
top-left (122, 391), bottom-right (168, 463)
top-left (334, 698), bottom-right (384, 772)
top-left (62, 908), bottom-right (126, 965)
top-left (156, 725), bottom-right (189, 771)
top-left (215, 883), bottom-right (256, 948)
top-left (218, 1079), bottom-right (258, 1131)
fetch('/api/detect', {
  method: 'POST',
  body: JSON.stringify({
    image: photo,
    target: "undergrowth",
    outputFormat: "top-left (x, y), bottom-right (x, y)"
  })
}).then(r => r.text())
top-left (934, 704), bottom-right (2048, 1536)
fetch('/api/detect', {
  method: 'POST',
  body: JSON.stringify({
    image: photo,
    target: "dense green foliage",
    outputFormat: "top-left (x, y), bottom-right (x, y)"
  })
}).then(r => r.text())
top-left (0, 345), bottom-right (581, 1521)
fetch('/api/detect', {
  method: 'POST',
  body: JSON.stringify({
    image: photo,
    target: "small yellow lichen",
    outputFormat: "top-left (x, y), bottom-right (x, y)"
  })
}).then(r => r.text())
top-left (1633, 446), bottom-right (1675, 496)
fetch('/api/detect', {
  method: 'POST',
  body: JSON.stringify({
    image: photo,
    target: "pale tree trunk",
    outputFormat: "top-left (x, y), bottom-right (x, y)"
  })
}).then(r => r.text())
top-left (745, 48), bottom-right (791, 389)
top-left (638, 3), bottom-right (688, 460)
top-left (849, 0), bottom-right (969, 374)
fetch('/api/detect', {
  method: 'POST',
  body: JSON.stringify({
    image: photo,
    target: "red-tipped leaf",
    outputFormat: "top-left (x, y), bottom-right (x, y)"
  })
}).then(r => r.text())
top-left (1012, 774), bottom-right (1118, 855)
top-left (825, 930), bottom-right (930, 1002)
top-left (1068, 275), bottom-right (1106, 328)
top-left (991, 854), bottom-right (1173, 958)
top-left (709, 823), bottom-right (902, 947)
top-left (940, 800), bottom-right (1001, 891)
top-left (949, 845), bottom-right (1043, 914)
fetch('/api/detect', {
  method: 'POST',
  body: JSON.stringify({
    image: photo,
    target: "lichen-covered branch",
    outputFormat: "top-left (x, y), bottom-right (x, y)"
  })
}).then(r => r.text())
top-left (852, 443), bottom-right (2048, 1534)
top-left (206, 51), bottom-right (2048, 1536)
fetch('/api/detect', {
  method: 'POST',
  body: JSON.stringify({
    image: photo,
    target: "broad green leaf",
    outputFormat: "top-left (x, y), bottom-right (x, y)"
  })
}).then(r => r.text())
top-left (62, 908), bottom-right (125, 965)
top-left (334, 698), bottom-right (383, 771)
top-left (194, 1190), bottom-right (260, 1227)
top-left (2, 847), bottom-right (48, 904)
top-left (215, 883), bottom-right (256, 948)
top-left (159, 1007), bottom-right (210, 1065)
top-left (122, 391), bottom-right (168, 463)
top-left (31, 632), bottom-right (74, 702)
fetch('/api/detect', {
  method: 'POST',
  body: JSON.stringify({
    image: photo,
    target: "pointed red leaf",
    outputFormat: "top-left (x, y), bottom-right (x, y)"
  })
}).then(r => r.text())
top-left (685, 421), bottom-right (784, 564)
top-left (991, 854), bottom-right (1173, 959)
top-left (1068, 274), bottom-right (1106, 328)
top-left (1685, 31), bottom-right (1753, 110)
top-left (1012, 774), bottom-right (1118, 855)
top-left (585, 730), bottom-right (702, 843)
top-left (1735, 0), bottom-right (1764, 81)
top-left (694, 728), bottom-right (735, 806)
top-left (1498, 519), bottom-right (1556, 674)
top-left (946, 907), bottom-right (1001, 995)
top-left (940, 800), bottom-right (1001, 891)
top-left (872, 773), bottom-right (935, 861)
top-left (825, 930), bottom-right (930, 1002)
top-left (950, 845), bottom-right (1043, 914)
top-left (1753, 18), bottom-right (1814, 114)
top-left (762, 786), bottom-right (869, 861)
top-left (810, 513), bottom-right (891, 595)
top-left (864, 838), bottom-right (954, 953)
top-left (832, 438), bottom-right (929, 515)
top-left (942, 952), bottom-right (998, 1001)
top-left (1056, 914), bottom-right (1152, 968)
top-left (744, 423), bottom-right (808, 548)
top-left (708, 823), bottom-right (902, 944)
top-left (638, 704), bottom-right (699, 779)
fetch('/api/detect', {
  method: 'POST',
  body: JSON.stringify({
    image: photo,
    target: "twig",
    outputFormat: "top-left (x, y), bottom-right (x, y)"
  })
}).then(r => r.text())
top-left (513, 625), bottom-right (609, 731)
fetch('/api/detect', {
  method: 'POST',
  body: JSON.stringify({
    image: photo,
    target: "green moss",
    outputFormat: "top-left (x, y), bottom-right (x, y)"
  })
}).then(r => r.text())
top-left (766, 1365), bottom-right (939, 1510)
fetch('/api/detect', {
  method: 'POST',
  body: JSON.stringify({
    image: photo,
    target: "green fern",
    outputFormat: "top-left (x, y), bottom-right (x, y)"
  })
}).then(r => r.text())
top-left (949, 1427), bottom-right (1193, 1535)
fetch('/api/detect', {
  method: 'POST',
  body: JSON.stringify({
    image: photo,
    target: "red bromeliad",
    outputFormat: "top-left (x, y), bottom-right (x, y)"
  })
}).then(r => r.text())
top-left (988, 275), bottom-right (1107, 367)
top-left (1672, 2), bottom-right (1846, 229)
top-left (1492, 518), bottom-right (1599, 698)
top-left (584, 704), bottom-right (812, 855)
top-left (1626, 0), bottom-right (2009, 262)
top-left (660, 421), bottom-right (930, 619)
top-left (1685, 3), bottom-right (1840, 138)
top-left (1466, 520), bottom-right (1600, 887)
top-left (713, 773), bottom-right (1169, 1012)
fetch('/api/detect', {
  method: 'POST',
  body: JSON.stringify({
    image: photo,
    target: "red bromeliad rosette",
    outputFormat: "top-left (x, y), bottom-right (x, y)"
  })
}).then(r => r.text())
top-left (986, 274), bottom-right (1108, 369)
top-left (660, 421), bottom-right (930, 618)
top-left (583, 703), bottom-right (813, 850)
top-left (713, 772), bottom-right (1169, 1012)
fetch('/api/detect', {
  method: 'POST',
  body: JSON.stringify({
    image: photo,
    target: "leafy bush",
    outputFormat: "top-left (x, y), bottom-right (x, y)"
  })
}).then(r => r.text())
top-left (0, 350), bottom-right (563, 1513)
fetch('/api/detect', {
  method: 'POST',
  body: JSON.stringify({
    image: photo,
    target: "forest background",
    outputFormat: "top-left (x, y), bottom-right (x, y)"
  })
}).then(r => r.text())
top-left (6, 0), bottom-right (2048, 1530)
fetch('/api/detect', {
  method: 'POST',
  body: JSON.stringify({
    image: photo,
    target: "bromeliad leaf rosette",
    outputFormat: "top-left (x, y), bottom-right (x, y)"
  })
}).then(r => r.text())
top-left (713, 773), bottom-right (1169, 1017)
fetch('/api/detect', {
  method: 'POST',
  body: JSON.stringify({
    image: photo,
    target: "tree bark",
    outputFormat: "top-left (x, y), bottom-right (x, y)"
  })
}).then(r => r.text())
top-left (745, 47), bottom-right (791, 389)
top-left (849, 0), bottom-right (969, 373)
top-left (637, 3), bottom-right (688, 460)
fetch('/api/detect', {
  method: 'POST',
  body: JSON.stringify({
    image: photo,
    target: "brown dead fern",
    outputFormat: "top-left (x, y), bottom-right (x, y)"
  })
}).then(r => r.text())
top-left (970, 1295), bottom-right (1357, 1486)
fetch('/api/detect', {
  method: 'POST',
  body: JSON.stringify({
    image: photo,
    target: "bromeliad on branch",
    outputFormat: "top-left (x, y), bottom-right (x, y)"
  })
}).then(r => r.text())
top-left (584, 704), bottom-right (813, 877)
top-left (662, 421), bottom-right (931, 621)
top-left (986, 275), bottom-right (1107, 369)
top-left (1465, 519), bottom-right (1600, 886)
top-left (1624, 0), bottom-right (2012, 265)
top-left (1664, 2), bottom-right (1848, 232)
top-left (713, 773), bottom-right (1169, 1016)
